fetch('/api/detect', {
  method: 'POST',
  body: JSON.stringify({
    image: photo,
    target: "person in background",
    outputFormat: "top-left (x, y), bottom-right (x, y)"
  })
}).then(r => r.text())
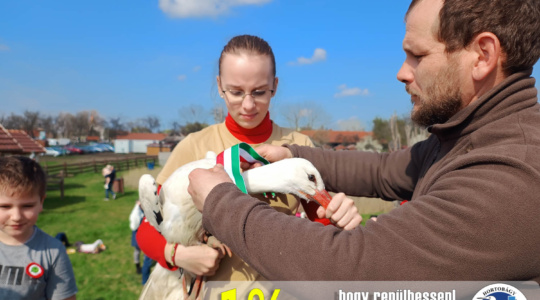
top-left (129, 200), bottom-right (153, 285)
top-left (102, 165), bottom-right (116, 201)
top-left (188, 0), bottom-right (540, 282)
top-left (0, 156), bottom-right (78, 299)
top-left (137, 34), bottom-right (362, 297)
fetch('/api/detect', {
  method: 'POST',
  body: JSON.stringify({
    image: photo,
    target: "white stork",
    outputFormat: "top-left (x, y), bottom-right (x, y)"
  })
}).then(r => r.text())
top-left (138, 152), bottom-right (331, 299)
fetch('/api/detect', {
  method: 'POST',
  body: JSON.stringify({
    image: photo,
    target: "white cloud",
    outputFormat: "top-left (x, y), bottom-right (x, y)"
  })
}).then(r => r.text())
top-left (334, 84), bottom-right (369, 98)
top-left (193, 66), bottom-right (201, 72)
top-left (290, 48), bottom-right (327, 65)
top-left (177, 74), bottom-right (187, 81)
top-left (159, 0), bottom-right (272, 18)
top-left (0, 44), bottom-right (10, 51)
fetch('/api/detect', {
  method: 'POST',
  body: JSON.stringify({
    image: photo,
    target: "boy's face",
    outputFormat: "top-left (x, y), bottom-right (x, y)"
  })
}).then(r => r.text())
top-left (0, 191), bottom-right (43, 245)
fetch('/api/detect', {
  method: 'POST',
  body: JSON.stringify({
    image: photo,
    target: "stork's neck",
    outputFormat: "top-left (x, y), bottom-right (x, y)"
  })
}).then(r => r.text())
top-left (241, 162), bottom-right (294, 195)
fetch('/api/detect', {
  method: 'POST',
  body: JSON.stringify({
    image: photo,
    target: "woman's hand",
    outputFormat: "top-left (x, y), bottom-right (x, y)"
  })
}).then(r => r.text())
top-left (240, 144), bottom-right (293, 170)
top-left (254, 144), bottom-right (293, 162)
top-left (316, 193), bottom-right (362, 230)
top-left (165, 243), bottom-right (224, 276)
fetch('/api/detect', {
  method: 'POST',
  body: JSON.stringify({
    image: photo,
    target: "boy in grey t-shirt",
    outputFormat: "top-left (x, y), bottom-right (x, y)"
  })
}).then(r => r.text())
top-left (0, 156), bottom-right (77, 300)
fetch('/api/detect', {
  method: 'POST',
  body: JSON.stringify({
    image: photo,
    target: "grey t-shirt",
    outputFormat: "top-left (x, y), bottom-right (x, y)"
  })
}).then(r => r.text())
top-left (0, 226), bottom-right (77, 300)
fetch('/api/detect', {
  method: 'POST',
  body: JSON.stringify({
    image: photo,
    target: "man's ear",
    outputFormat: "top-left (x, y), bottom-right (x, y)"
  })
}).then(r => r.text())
top-left (470, 32), bottom-right (502, 81)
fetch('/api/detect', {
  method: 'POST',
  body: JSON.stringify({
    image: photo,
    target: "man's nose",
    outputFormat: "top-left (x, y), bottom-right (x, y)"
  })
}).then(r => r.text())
top-left (397, 60), bottom-right (413, 84)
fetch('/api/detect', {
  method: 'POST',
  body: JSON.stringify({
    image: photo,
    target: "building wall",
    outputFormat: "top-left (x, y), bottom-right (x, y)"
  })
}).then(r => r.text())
top-left (132, 140), bottom-right (152, 153)
top-left (115, 139), bottom-right (165, 153)
top-left (114, 140), bottom-right (131, 154)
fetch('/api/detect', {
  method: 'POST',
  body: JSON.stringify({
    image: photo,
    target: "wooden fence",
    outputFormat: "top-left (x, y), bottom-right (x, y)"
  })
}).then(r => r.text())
top-left (42, 156), bottom-right (158, 177)
top-left (47, 173), bottom-right (65, 199)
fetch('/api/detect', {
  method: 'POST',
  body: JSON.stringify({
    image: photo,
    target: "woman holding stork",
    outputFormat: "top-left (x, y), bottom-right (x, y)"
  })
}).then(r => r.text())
top-left (137, 34), bottom-right (361, 298)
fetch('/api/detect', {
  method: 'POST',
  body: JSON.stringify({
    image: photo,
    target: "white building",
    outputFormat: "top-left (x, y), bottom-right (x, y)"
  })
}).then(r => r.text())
top-left (114, 133), bottom-right (167, 154)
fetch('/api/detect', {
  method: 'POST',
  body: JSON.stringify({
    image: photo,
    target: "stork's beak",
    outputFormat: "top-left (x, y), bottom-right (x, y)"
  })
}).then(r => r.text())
top-left (311, 190), bottom-right (332, 209)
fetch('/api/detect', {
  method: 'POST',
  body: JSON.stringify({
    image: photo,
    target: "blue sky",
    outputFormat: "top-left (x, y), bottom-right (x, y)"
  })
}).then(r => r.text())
top-left (1, 0), bottom-right (539, 131)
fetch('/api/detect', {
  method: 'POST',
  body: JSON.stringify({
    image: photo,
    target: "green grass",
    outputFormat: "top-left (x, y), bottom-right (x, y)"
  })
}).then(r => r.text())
top-left (37, 171), bottom-right (147, 299)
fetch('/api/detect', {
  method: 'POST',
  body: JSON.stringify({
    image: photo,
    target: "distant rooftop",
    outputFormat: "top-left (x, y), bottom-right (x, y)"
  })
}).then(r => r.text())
top-left (115, 133), bottom-right (167, 140)
top-left (0, 124), bottom-right (46, 154)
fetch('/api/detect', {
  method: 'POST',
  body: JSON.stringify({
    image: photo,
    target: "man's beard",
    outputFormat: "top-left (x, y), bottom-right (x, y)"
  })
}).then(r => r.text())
top-left (408, 60), bottom-right (462, 127)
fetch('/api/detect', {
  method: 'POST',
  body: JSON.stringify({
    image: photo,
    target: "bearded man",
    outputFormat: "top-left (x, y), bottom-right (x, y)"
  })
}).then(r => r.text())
top-left (189, 0), bottom-right (540, 282)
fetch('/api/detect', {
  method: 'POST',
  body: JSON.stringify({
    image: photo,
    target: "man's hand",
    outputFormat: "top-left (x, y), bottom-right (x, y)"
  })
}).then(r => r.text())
top-left (241, 144), bottom-right (294, 170)
top-left (316, 193), bottom-right (362, 230)
top-left (188, 164), bottom-right (233, 212)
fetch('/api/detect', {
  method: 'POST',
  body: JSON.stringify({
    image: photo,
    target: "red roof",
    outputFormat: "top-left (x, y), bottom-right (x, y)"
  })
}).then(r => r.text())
top-left (8, 130), bottom-right (46, 153)
top-left (0, 125), bottom-right (23, 153)
top-left (300, 130), bottom-right (373, 144)
top-left (115, 133), bottom-right (167, 141)
top-left (86, 136), bottom-right (100, 141)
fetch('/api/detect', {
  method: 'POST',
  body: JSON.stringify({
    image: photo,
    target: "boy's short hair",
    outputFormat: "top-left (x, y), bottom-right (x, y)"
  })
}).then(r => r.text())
top-left (0, 156), bottom-right (46, 199)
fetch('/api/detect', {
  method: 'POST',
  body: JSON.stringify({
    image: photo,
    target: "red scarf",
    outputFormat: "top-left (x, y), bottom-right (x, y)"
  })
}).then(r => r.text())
top-left (225, 112), bottom-right (273, 144)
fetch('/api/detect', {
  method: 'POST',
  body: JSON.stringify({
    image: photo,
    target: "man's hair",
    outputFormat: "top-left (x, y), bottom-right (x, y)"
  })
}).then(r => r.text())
top-left (218, 34), bottom-right (276, 77)
top-left (0, 156), bottom-right (46, 199)
top-left (407, 0), bottom-right (540, 75)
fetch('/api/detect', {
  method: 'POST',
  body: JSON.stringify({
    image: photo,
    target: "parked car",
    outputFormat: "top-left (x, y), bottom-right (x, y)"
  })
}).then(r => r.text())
top-left (81, 144), bottom-right (106, 153)
top-left (49, 146), bottom-right (68, 156)
top-left (43, 147), bottom-right (61, 157)
top-left (93, 143), bottom-right (114, 152)
top-left (63, 145), bottom-right (84, 154)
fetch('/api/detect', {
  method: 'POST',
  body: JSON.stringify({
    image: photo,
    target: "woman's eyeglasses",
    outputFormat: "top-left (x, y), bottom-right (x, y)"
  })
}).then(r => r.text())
top-left (222, 89), bottom-right (274, 103)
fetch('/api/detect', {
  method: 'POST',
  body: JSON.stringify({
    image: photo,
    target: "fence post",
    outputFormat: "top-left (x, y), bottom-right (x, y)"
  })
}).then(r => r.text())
top-left (63, 162), bottom-right (68, 177)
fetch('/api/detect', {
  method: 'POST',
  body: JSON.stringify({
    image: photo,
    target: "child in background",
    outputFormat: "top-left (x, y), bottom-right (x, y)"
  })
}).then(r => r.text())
top-left (129, 200), bottom-right (153, 285)
top-left (102, 165), bottom-right (116, 201)
top-left (0, 156), bottom-right (77, 300)
top-left (130, 200), bottom-right (144, 274)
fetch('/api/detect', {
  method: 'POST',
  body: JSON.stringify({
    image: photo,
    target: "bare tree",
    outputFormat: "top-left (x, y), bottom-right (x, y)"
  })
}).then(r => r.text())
top-left (142, 115), bottom-right (161, 133)
top-left (22, 110), bottom-right (40, 137)
top-left (72, 111), bottom-right (91, 138)
top-left (108, 117), bottom-right (125, 131)
top-left (126, 119), bottom-right (151, 133)
top-left (282, 103), bottom-right (303, 130)
top-left (107, 117), bottom-right (126, 139)
top-left (179, 104), bottom-right (208, 124)
top-left (39, 115), bottom-right (57, 138)
top-left (55, 112), bottom-right (76, 138)
top-left (171, 121), bottom-right (182, 135)
top-left (2, 113), bottom-right (25, 129)
top-left (281, 101), bottom-right (331, 130)
top-left (389, 113), bottom-right (402, 152)
top-left (211, 102), bottom-right (226, 124)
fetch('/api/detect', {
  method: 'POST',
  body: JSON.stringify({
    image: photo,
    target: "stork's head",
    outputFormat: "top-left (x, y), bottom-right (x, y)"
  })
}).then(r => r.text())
top-left (243, 158), bottom-right (332, 208)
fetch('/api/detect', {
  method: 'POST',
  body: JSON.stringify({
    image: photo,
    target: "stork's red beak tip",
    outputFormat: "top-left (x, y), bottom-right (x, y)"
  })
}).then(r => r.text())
top-left (313, 190), bottom-right (332, 209)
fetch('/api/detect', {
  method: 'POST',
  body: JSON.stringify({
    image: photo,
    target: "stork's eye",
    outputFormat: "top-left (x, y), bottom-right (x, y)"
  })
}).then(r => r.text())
top-left (308, 174), bottom-right (316, 182)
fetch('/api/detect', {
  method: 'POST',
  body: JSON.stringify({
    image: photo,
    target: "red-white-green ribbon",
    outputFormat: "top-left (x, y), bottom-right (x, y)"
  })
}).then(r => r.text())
top-left (216, 143), bottom-right (270, 194)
